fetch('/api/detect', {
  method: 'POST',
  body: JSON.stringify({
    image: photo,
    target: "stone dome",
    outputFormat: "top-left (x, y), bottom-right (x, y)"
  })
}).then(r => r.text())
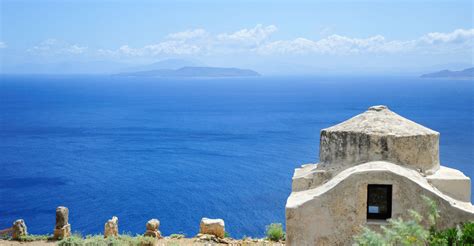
top-left (319, 105), bottom-right (439, 173)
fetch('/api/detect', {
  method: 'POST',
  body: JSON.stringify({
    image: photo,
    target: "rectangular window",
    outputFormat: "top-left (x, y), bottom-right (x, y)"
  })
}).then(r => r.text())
top-left (367, 184), bottom-right (392, 220)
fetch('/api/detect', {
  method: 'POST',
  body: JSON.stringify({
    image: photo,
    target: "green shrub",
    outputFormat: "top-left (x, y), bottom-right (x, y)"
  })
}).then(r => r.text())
top-left (123, 235), bottom-right (156, 246)
top-left (57, 235), bottom-right (84, 246)
top-left (355, 195), bottom-right (474, 246)
top-left (461, 222), bottom-right (474, 243)
top-left (17, 234), bottom-right (52, 242)
top-left (169, 233), bottom-right (185, 239)
top-left (57, 234), bottom-right (158, 246)
top-left (224, 231), bottom-right (231, 238)
top-left (354, 211), bottom-right (429, 246)
top-left (353, 227), bottom-right (385, 246)
top-left (266, 223), bottom-right (285, 242)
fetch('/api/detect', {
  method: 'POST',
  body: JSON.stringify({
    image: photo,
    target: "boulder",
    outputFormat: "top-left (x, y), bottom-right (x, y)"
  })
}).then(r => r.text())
top-left (104, 216), bottom-right (118, 238)
top-left (144, 219), bottom-right (161, 238)
top-left (199, 218), bottom-right (225, 238)
top-left (12, 219), bottom-right (27, 239)
top-left (53, 206), bottom-right (71, 239)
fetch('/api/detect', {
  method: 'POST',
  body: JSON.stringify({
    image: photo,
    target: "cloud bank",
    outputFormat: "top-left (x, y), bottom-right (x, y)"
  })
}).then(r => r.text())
top-left (29, 26), bottom-right (474, 58)
top-left (28, 39), bottom-right (88, 55)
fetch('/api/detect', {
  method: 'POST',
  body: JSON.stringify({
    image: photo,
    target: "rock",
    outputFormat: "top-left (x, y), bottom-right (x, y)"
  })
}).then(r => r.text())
top-left (53, 206), bottom-right (71, 239)
top-left (55, 206), bottom-right (69, 227)
top-left (146, 219), bottom-right (159, 231)
top-left (199, 218), bottom-right (225, 239)
top-left (104, 216), bottom-right (118, 238)
top-left (144, 219), bottom-right (161, 238)
top-left (216, 237), bottom-right (231, 244)
top-left (12, 219), bottom-right (27, 239)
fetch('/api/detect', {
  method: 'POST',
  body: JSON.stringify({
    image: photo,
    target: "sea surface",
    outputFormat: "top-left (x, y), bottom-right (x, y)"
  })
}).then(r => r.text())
top-left (0, 75), bottom-right (473, 237)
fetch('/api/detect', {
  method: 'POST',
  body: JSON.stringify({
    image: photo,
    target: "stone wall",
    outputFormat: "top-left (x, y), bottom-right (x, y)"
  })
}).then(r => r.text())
top-left (318, 106), bottom-right (440, 174)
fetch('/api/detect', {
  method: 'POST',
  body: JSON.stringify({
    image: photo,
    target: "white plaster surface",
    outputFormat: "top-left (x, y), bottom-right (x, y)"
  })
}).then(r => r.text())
top-left (427, 166), bottom-right (471, 202)
top-left (286, 162), bottom-right (474, 245)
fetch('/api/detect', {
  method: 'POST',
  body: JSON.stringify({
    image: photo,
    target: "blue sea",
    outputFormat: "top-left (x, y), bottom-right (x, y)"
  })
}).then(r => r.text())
top-left (0, 75), bottom-right (473, 238)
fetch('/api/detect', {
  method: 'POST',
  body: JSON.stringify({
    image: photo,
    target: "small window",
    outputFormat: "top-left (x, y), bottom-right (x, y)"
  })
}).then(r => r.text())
top-left (367, 184), bottom-right (392, 220)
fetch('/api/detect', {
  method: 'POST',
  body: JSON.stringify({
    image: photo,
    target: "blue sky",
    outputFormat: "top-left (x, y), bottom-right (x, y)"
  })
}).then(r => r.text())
top-left (0, 0), bottom-right (473, 74)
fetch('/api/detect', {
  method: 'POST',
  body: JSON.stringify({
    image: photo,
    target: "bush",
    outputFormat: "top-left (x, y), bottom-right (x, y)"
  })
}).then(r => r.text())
top-left (57, 235), bottom-right (84, 246)
top-left (461, 222), bottom-right (474, 243)
top-left (169, 233), bottom-right (185, 239)
top-left (429, 222), bottom-right (474, 246)
top-left (17, 234), bottom-right (52, 242)
top-left (56, 234), bottom-right (158, 246)
top-left (354, 211), bottom-right (429, 246)
top-left (266, 223), bottom-right (285, 242)
top-left (354, 195), bottom-right (474, 246)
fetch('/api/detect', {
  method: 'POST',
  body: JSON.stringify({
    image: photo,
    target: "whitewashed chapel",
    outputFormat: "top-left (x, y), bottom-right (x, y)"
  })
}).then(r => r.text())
top-left (286, 105), bottom-right (474, 245)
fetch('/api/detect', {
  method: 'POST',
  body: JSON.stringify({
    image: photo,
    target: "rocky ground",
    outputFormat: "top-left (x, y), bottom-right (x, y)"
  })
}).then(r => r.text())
top-left (0, 238), bottom-right (285, 246)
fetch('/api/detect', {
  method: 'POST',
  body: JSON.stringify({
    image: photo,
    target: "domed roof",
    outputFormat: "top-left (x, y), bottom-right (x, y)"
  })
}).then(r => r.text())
top-left (319, 105), bottom-right (440, 173)
top-left (323, 105), bottom-right (437, 136)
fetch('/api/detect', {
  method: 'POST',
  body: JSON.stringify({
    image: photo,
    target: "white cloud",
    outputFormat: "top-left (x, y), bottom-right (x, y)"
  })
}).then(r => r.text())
top-left (420, 28), bottom-right (474, 44)
top-left (28, 27), bottom-right (474, 59)
top-left (257, 35), bottom-right (413, 55)
top-left (217, 24), bottom-right (277, 47)
top-left (144, 41), bottom-right (201, 55)
top-left (166, 29), bottom-right (208, 41)
top-left (98, 41), bottom-right (202, 57)
top-left (64, 44), bottom-right (88, 54)
top-left (257, 28), bottom-right (473, 56)
top-left (0, 41), bottom-right (7, 49)
top-left (98, 24), bottom-right (278, 58)
top-left (28, 39), bottom-right (88, 55)
top-left (97, 28), bottom-right (210, 57)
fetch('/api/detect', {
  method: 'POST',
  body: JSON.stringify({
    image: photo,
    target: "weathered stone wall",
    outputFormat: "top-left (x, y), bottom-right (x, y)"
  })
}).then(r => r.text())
top-left (286, 162), bottom-right (474, 246)
top-left (318, 106), bottom-right (440, 174)
top-left (319, 131), bottom-right (440, 173)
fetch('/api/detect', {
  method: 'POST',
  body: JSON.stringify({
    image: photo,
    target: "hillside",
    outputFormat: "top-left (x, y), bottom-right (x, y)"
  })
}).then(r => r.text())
top-left (421, 67), bottom-right (474, 79)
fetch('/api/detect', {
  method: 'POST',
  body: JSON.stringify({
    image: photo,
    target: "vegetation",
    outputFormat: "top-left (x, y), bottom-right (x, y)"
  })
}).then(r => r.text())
top-left (0, 233), bottom-right (52, 241)
top-left (429, 222), bottom-right (474, 245)
top-left (265, 223), bottom-right (285, 242)
top-left (57, 234), bottom-right (157, 246)
top-left (224, 231), bottom-right (231, 238)
top-left (168, 233), bottom-right (185, 239)
top-left (354, 195), bottom-right (474, 246)
top-left (17, 234), bottom-right (52, 241)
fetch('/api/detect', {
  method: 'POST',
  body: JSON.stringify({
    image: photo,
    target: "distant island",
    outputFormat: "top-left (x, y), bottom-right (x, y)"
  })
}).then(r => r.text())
top-left (421, 67), bottom-right (473, 79)
top-left (117, 66), bottom-right (261, 78)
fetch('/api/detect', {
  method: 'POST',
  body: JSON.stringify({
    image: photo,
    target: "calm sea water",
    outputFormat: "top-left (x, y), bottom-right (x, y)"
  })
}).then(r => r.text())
top-left (0, 75), bottom-right (473, 237)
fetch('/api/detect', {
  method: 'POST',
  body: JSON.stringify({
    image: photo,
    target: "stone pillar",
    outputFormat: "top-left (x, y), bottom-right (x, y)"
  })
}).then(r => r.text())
top-left (199, 218), bottom-right (225, 238)
top-left (12, 219), bottom-right (27, 240)
top-left (104, 216), bottom-right (118, 238)
top-left (53, 206), bottom-right (71, 239)
top-left (144, 219), bottom-right (161, 238)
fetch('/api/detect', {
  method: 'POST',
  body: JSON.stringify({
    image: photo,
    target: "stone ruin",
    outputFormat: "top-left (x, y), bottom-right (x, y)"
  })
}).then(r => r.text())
top-left (104, 216), bottom-right (119, 238)
top-left (11, 219), bottom-right (27, 240)
top-left (53, 206), bottom-right (71, 239)
top-left (144, 219), bottom-right (161, 238)
top-left (3, 210), bottom-right (231, 243)
top-left (199, 217), bottom-right (225, 239)
top-left (285, 105), bottom-right (474, 245)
